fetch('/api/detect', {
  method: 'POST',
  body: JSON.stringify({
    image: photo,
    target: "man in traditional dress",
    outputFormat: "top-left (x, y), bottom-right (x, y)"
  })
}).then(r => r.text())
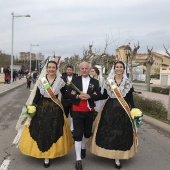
top-left (66, 62), bottom-right (101, 170)
top-left (61, 64), bottom-right (76, 132)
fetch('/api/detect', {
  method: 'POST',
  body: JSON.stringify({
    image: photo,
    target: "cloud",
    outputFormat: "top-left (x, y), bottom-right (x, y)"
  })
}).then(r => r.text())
top-left (0, 0), bottom-right (170, 58)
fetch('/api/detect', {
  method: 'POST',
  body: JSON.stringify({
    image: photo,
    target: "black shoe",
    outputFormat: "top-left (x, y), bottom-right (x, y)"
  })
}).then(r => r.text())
top-left (81, 149), bottom-right (86, 159)
top-left (114, 161), bottom-right (121, 169)
top-left (75, 160), bottom-right (82, 170)
top-left (44, 159), bottom-right (50, 168)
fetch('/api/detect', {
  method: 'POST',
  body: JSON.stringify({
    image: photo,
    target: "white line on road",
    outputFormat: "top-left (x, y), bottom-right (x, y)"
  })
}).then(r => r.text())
top-left (0, 157), bottom-right (11, 170)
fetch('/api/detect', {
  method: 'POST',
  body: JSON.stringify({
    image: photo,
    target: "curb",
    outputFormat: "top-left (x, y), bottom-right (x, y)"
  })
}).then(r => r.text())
top-left (0, 82), bottom-right (26, 97)
top-left (143, 115), bottom-right (170, 134)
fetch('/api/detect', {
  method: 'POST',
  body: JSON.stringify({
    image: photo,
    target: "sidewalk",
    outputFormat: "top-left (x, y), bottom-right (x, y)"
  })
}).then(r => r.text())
top-left (0, 78), bottom-right (26, 96)
top-left (0, 80), bottom-right (169, 134)
top-left (137, 90), bottom-right (168, 111)
top-left (135, 90), bottom-right (170, 134)
top-left (134, 82), bottom-right (169, 115)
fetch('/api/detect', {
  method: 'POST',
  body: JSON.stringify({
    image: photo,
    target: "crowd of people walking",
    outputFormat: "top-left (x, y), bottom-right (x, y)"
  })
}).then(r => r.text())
top-left (13, 58), bottom-right (142, 170)
top-left (3, 67), bottom-right (33, 84)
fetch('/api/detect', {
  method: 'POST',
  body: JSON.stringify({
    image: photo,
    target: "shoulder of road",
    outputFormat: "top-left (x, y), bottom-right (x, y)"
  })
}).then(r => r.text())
top-left (133, 82), bottom-right (170, 134)
top-left (0, 78), bottom-right (26, 96)
top-left (0, 80), bottom-right (169, 134)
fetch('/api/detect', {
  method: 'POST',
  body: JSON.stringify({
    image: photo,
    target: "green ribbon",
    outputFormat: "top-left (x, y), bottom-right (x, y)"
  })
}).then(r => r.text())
top-left (43, 83), bottom-right (50, 89)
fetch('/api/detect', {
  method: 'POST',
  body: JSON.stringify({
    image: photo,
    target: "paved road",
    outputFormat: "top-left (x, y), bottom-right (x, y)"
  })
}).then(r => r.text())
top-left (133, 83), bottom-right (147, 91)
top-left (0, 85), bottom-right (170, 170)
top-left (133, 83), bottom-right (169, 111)
top-left (133, 83), bottom-right (159, 91)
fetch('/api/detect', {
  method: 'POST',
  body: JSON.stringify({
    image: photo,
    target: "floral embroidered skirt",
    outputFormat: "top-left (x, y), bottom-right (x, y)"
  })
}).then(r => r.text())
top-left (19, 98), bottom-right (74, 158)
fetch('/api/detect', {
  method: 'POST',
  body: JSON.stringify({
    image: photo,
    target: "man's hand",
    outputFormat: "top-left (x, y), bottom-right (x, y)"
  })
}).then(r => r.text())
top-left (79, 93), bottom-right (91, 100)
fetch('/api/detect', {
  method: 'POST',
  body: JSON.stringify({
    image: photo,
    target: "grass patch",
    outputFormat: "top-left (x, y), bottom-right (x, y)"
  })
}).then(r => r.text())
top-left (133, 94), bottom-right (170, 125)
top-left (132, 80), bottom-right (145, 83)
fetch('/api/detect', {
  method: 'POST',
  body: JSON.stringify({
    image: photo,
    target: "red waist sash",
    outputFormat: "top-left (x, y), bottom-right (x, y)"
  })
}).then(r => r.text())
top-left (73, 100), bottom-right (94, 112)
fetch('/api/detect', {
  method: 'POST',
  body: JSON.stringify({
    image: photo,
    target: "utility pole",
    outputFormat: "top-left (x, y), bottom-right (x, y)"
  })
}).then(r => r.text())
top-left (168, 87), bottom-right (170, 120)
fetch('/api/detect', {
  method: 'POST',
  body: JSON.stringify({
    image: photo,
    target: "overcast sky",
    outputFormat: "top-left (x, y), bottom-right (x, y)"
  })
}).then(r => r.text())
top-left (0, 0), bottom-right (170, 60)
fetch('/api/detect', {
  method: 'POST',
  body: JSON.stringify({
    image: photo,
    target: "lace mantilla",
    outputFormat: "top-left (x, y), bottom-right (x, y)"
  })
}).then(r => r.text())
top-left (37, 76), bottom-right (65, 98)
top-left (98, 76), bottom-right (105, 88)
top-left (104, 77), bottom-right (132, 98)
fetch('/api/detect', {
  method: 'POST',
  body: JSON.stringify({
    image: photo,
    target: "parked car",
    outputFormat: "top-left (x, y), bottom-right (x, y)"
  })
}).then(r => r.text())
top-left (150, 78), bottom-right (157, 84)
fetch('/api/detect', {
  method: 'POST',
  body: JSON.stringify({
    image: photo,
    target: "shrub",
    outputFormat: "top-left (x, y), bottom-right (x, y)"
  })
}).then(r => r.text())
top-left (150, 74), bottom-right (160, 79)
top-left (132, 80), bottom-right (145, 83)
top-left (152, 87), bottom-right (169, 95)
top-left (133, 94), bottom-right (168, 122)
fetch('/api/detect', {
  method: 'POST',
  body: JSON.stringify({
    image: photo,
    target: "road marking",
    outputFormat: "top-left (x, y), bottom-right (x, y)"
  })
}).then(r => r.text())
top-left (0, 157), bottom-right (11, 170)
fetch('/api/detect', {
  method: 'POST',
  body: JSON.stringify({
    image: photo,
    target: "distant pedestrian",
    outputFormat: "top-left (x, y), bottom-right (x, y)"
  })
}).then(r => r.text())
top-left (32, 71), bottom-right (37, 84)
top-left (4, 67), bottom-right (11, 84)
top-left (18, 69), bottom-right (22, 80)
top-left (13, 69), bottom-right (17, 82)
top-left (26, 71), bottom-right (32, 89)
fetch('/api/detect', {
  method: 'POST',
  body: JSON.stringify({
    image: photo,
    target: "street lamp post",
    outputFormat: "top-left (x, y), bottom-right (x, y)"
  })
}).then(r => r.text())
top-left (11, 11), bottom-right (30, 83)
top-left (29, 44), bottom-right (39, 71)
top-left (125, 43), bottom-right (131, 75)
top-left (35, 54), bottom-right (37, 71)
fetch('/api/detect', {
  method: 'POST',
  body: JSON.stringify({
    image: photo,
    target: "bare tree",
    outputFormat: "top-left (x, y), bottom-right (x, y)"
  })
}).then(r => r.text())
top-left (103, 35), bottom-right (114, 54)
top-left (163, 44), bottom-right (170, 56)
top-left (125, 43), bottom-right (154, 91)
top-left (83, 48), bottom-right (89, 61)
top-left (82, 43), bottom-right (95, 62)
top-left (144, 47), bottom-right (154, 91)
top-left (128, 41), bottom-right (140, 80)
top-left (90, 36), bottom-right (116, 74)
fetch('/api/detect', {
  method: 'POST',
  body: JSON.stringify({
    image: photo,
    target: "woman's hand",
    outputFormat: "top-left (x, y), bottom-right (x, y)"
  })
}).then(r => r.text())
top-left (93, 91), bottom-right (97, 95)
top-left (71, 90), bottom-right (76, 95)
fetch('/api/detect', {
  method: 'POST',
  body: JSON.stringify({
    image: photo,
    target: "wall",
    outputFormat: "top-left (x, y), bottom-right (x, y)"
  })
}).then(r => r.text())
top-left (160, 67), bottom-right (170, 86)
top-left (0, 73), bottom-right (4, 83)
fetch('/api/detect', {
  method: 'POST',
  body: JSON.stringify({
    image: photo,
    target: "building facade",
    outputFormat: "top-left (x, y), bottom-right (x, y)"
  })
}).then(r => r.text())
top-left (19, 52), bottom-right (45, 61)
top-left (160, 67), bottom-right (170, 86)
top-left (116, 46), bottom-right (170, 76)
top-left (19, 52), bottom-right (36, 61)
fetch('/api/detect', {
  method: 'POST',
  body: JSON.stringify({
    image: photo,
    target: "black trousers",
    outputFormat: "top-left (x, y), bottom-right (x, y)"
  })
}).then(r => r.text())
top-left (72, 111), bottom-right (94, 141)
top-left (63, 102), bottom-right (73, 118)
top-left (27, 81), bottom-right (31, 89)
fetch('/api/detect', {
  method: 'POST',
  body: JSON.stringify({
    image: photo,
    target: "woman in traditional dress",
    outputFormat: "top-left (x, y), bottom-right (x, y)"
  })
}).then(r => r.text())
top-left (17, 60), bottom-right (74, 168)
top-left (90, 66), bottom-right (105, 119)
top-left (88, 61), bottom-right (137, 169)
